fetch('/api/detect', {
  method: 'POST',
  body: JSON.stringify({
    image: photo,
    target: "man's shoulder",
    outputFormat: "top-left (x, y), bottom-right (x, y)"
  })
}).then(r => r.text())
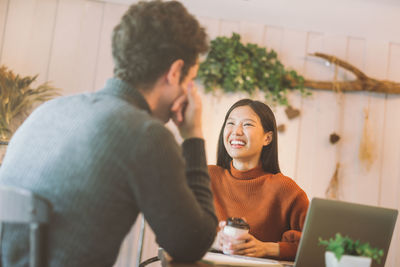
top-left (136, 119), bottom-right (176, 144)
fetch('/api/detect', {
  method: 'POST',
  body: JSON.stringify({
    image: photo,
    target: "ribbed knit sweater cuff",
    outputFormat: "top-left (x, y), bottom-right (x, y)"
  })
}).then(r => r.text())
top-left (278, 242), bottom-right (297, 261)
top-left (182, 138), bottom-right (215, 220)
top-left (182, 138), bottom-right (207, 170)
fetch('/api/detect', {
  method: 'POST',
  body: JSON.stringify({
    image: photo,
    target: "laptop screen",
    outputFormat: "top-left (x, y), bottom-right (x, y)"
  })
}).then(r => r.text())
top-left (294, 198), bottom-right (398, 267)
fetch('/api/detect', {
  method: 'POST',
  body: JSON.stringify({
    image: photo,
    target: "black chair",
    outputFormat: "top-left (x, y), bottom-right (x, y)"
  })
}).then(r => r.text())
top-left (0, 185), bottom-right (52, 267)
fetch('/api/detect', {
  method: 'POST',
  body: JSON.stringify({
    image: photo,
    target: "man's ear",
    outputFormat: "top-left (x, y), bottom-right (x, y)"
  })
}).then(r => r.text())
top-left (166, 59), bottom-right (184, 86)
top-left (263, 131), bottom-right (273, 146)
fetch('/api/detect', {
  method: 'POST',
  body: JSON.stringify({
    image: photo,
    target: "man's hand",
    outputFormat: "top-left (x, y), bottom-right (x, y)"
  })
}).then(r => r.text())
top-left (170, 82), bottom-right (203, 139)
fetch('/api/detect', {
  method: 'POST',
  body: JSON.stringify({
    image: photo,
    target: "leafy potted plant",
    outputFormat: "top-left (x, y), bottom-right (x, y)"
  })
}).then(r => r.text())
top-left (197, 33), bottom-right (309, 106)
top-left (319, 233), bottom-right (384, 267)
top-left (0, 66), bottom-right (58, 162)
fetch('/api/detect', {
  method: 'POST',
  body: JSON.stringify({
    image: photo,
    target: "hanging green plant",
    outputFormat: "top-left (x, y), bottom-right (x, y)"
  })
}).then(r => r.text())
top-left (0, 66), bottom-right (59, 142)
top-left (198, 33), bottom-right (309, 105)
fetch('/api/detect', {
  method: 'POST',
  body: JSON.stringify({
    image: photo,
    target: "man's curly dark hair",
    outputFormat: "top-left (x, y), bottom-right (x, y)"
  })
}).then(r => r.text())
top-left (112, 0), bottom-right (209, 90)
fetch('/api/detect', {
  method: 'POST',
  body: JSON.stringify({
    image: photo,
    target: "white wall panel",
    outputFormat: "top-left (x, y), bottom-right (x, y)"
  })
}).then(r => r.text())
top-left (0, 0), bottom-right (10, 62)
top-left (0, 0), bottom-right (57, 85)
top-left (219, 20), bottom-right (240, 37)
top-left (263, 26), bottom-right (291, 179)
top-left (321, 33), bottom-right (349, 172)
top-left (296, 33), bottom-right (348, 199)
top-left (48, 0), bottom-right (103, 95)
top-left (355, 41), bottom-right (389, 206)
top-left (264, 26), bottom-right (283, 55)
top-left (0, 0), bottom-right (36, 71)
top-left (196, 17), bottom-right (223, 165)
top-left (94, 2), bottom-right (128, 90)
top-left (338, 37), bottom-right (367, 203)
top-left (321, 34), bottom-right (349, 200)
top-left (239, 21), bottom-right (265, 46)
top-left (198, 17), bottom-right (220, 41)
top-left (181, 0), bottom-right (400, 44)
top-left (275, 29), bottom-right (307, 180)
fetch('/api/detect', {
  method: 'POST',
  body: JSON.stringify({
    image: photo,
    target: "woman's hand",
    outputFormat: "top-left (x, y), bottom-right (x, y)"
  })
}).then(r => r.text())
top-left (224, 232), bottom-right (280, 258)
top-left (212, 221), bottom-right (226, 251)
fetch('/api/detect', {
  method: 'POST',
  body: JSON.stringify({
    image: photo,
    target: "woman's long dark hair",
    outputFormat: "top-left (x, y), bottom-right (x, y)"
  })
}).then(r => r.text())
top-left (216, 99), bottom-right (281, 174)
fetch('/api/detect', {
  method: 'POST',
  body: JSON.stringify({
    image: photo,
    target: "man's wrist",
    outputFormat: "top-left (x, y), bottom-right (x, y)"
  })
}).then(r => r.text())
top-left (181, 138), bottom-right (207, 171)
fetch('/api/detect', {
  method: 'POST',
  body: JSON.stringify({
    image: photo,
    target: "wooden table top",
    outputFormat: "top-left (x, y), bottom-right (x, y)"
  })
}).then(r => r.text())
top-left (157, 249), bottom-right (294, 267)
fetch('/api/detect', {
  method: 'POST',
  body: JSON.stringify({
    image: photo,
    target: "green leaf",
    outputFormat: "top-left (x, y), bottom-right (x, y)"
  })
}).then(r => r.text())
top-left (198, 33), bottom-right (309, 106)
top-left (319, 232), bottom-right (384, 263)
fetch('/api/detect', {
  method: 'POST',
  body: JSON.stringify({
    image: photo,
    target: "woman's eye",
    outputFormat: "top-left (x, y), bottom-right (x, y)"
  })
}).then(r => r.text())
top-left (226, 122), bottom-right (234, 125)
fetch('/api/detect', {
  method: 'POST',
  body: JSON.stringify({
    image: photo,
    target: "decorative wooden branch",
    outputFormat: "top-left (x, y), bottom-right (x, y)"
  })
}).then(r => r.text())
top-left (301, 52), bottom-right (400, 94)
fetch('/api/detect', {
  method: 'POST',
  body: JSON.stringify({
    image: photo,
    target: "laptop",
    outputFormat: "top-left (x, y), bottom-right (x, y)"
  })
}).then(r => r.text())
top-left (294, 198), bottom-right (398, 267)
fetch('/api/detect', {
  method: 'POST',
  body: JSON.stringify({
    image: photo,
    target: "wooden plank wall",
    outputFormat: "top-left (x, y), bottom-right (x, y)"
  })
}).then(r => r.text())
top-left (0, 0), bottom-right (399, 266)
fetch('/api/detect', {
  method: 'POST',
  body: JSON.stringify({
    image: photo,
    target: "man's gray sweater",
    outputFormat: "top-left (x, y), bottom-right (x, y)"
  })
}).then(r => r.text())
top-left (0, 78), bottom-right (217, 266)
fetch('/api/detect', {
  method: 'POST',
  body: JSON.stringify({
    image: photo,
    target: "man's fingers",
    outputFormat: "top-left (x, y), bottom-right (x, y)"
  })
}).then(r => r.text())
top-left (171, 94), bottom-right (187, 124)
top-left (186, 81), bottom-right (196, 98)
top-left (173, 81), bottom-right (203, 139)
top-left (186, 82), bottom-right (200, 110)
top-left (171, 94), bottom-right (187, 113)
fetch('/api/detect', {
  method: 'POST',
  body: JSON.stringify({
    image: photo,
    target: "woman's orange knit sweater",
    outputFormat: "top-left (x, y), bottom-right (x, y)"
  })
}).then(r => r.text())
top-left (208, 163), bottom-right (309, 261)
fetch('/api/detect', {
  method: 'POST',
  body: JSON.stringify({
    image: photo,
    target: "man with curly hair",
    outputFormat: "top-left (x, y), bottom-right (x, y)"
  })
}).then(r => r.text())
top-left (0, 1), bottom-right (217, 266)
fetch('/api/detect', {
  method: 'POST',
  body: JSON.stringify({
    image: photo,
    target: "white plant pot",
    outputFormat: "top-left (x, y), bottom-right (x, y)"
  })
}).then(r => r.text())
top-left (325, 251), bottom-right (372, 267)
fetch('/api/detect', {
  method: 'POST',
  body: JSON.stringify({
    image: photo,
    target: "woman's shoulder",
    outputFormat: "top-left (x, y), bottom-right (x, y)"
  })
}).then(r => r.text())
top-left (270, 173), bottom-right (309, 207)
top-left (272, 173), bottom-right (307, 194)
top-left (272, 172), bottom-right (295, 181)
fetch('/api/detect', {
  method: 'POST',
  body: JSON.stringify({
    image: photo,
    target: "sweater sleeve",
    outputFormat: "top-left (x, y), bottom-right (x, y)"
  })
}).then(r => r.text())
top-left (127, 121), bottom-right (217, 262)
top-left (278, 191), bottom-right (309, 261)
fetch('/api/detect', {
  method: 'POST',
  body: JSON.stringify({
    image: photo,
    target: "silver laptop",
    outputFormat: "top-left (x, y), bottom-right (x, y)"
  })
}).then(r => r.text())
top-left (294, 198), bottom-right (398, 267)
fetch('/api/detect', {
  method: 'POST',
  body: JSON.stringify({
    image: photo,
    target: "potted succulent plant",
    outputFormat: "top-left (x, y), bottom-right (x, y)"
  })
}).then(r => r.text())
top-left (319, 233), bottom-right (384, 267)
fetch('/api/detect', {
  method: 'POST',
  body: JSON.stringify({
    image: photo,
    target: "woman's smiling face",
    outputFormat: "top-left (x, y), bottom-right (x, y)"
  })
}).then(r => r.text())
top-left (223, 105), bottom-right (272, 167)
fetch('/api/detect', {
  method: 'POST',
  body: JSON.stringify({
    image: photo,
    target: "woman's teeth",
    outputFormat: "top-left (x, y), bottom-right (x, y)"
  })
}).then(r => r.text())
top-left (230, 140), bottom-right (245, 145)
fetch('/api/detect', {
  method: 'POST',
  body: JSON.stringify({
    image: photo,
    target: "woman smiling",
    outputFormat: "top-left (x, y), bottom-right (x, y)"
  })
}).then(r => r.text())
top-left (209, 99), bottom-right (309, 261)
